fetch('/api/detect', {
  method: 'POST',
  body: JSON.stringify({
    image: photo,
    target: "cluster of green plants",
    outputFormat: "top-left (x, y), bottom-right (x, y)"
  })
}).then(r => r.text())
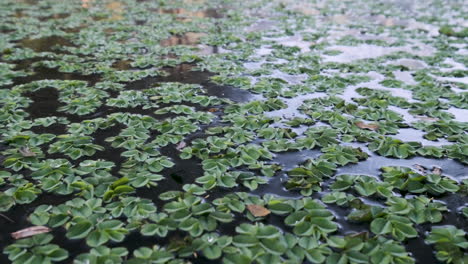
top-left (0, 0), bottom-right (467, 263)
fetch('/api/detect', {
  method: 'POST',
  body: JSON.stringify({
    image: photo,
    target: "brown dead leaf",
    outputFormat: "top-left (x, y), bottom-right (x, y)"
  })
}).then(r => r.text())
top-left (355, 121), bottom-right (379, 131)
top-left (11, 226), bottom-right (51, 239)
top-left (176, 141), bottom-right (186, 150)
top-left (247, 204), bottom-right (270, 217)
top-left (19, 147), bottom-right (36, 157)
top-left (208, 108), bottom-right (218, 112)
top-left (432, 167), bottom-right (442, 175)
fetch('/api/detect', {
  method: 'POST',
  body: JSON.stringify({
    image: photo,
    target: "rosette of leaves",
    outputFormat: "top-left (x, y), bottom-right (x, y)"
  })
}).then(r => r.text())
top-left (322, 191), bottom-right (356, 207)
top-left (284, 198), bottom-right (338, 239)
top-left (387, 196), bottom-right (447, 224)
top-left (107, 90), bottom-right (153, 108)
top-left (58, 86), bottom-right (108, 115)
top-left (448, 92), bottom-right (468, 109)
top-left (106, 127), bottom-right (150, 149)
top-left (29, 158), bottom-right (74, 193)
top-left (226, 144), bottom-right (274, 168)
top-left (285, 160), bottom-right (337, 195)
top-left (248, 77), bottom-right (286, 96)
top-left (106, 197), bottom-right (157, 220)
top-left (74, 246), bottom-right (128, 264)
top-left (2, 146), bottom-right (44, 171)
top-left (257, 127), bottom-right (297, 140)
top-left (126, 245), bottom-right (174, 264)
top-left (223, 127), bottom-right (256, 144)
top-left (425, 226), bottom-right (468, 264)
top-left (159, 193), bottom-right (233, 237)
top-left (103, 177), bottom-right (135, 201)
top-left (1, 177), bottom-right (41, 209)
top-left (412, 120), bottom-right (467, 141)
top-left (370, 214), bottom-right (417, 241)
top-left (189, 233), bottom-right (233, 260)
top-left (326, 234), bottom-right (415, 264)
top-left (380, 166), bottom-right (459, 195)
top-left (0, 62), bottom-right (28, 86)
top-left (231, 223), bottom-right (291, 259)
top-left (355, 108), bottom-right (403, 122)
top-left (196, 170), bottom-right (268, 190)
top-left (225, 114), bottom-right (277, 131)
top-left (66, 218), bottom-right (129, 247)
top-left (417, 146), bottom-right (445, 158)
top-left (363, 236), bottom-right (415, 264)
top-left (443, 144), bottom-right (468, 164)
top-left (75, 160), bottom-right (114, 178)
top-left (48, 135), bottom-right (104, 160)
top-left (408, 100), bottom-right (454, 121)
top-left (3, 234), bottom-right (68, 264)
top-left (225, 98), bottom-right (286, 115)
top-left (294, 127), bottom-right (339, 150)
top-left (368, 137), bottom-right (421, 159)
top-left (67, 118), bottom-right (114, 135)
top-left (154, 117), bottom-right (200, 135)
top-left (319, 145), bottom-right (368, 166)
top-left (329, 174), bottom-right (393, 198)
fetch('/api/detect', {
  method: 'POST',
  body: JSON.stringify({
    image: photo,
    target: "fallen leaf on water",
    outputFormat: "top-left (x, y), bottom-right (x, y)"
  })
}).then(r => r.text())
top-left (355, 121), bottom-right (379, 131)
top-left (208, 108), bottom-right (218, 112)
top-left (432, 167), bottom-right (442, 175)
top-left (19, 147), bottom-right (36, 157)
top-left (11, 226), bottom-right (51, 239)
top-left (176, 141), bottom-right (186, 150)
top-left (413, 164), bottom-right (426, 174)
top-left (247, 204), bottom-right (270, 217)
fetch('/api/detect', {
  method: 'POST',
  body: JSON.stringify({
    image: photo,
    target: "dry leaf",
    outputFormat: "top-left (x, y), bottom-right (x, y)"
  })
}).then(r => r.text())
top-left (247, 204), bottom-right (270, 217)
top-left (208, 108), bottom-right (218, 112)
top-left (432, 167), bottom-right (442, 175)
top-left (11, 226), bottom-right (51, 239)
top-left (19, 147), bottom-right (36, 157)
top-left (176, 141), bottom-right (186, 150)
top-left (355, 121), bottom-right (379, 131)
top-left (415, 116), bottom-right (439, 122)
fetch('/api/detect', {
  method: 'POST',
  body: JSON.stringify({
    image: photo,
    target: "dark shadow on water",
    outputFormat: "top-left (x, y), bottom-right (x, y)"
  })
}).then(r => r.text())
top-left (19, 36), bottom-right (75, 53)
top-left (13, 66), bottom-right (100, 87)
top-left (126, 63), bottom-right (255, 103)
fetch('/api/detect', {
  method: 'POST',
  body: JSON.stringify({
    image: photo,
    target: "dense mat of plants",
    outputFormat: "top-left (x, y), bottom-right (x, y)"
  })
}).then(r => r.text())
top-left (0, 0), bottom-right (467, 263)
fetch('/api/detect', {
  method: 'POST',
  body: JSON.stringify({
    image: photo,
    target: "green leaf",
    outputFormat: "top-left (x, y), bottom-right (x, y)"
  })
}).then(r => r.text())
top-left (66, 221), bottom-right (93, 239)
